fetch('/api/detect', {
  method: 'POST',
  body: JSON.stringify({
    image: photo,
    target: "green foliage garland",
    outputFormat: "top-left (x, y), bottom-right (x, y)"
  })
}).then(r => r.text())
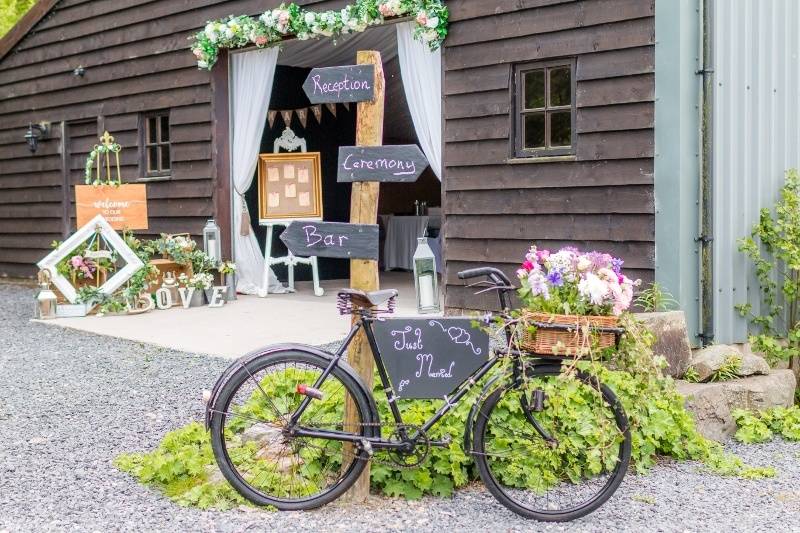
top-left (191, 1), bottom-right (449, 70)
top-left (115, 315), bottom-right (774, 509)
top-left (84, 142), bottom-right (122, 185)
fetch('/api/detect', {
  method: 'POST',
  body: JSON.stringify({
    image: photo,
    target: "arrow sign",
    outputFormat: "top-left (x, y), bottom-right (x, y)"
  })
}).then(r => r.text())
top-left (337, 145), bottom-right (429, 183)
top-left (280, 221), bottom-right (378, 260)
top-left (302, 65), bottom-right (375, 104)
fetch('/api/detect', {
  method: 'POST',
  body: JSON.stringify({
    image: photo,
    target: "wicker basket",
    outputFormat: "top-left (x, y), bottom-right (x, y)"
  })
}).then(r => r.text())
top-left (519, 311), bottom-right (619, 357)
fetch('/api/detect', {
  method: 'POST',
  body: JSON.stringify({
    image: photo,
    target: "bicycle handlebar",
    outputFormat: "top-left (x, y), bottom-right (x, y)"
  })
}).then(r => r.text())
top-left (457, 267), bottom-right (512, 286)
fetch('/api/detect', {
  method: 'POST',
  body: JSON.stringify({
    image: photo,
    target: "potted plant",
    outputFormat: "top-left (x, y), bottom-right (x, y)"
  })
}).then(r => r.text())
top-left (516, 246), bottom-right (640, 356)
top-left (178, 272), bottom-right (213, 307)
top-left (218, 260), bottom-right (237, 301)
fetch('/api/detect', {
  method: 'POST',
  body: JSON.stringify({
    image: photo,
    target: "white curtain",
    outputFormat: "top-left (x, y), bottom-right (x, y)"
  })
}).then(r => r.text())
top-left (230, 47), bottom-right (285, 294)
top-left (396, 22), bottom-right (442, 179)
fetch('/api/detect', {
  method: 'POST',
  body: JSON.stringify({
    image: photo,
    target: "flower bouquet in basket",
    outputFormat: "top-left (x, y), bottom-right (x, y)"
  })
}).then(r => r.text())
top-left (516, 246), bottom-right (640, 357)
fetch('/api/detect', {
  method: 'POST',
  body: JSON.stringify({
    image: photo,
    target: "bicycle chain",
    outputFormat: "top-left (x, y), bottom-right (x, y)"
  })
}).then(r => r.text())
top-left (300, 421), bottom-right (431, 469)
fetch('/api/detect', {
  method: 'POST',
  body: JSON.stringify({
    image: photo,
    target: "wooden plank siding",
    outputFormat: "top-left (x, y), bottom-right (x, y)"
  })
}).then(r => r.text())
top-left (442, 0), bottom-right (655, 311)
top-left (0, 0), bottom-right (338, 278)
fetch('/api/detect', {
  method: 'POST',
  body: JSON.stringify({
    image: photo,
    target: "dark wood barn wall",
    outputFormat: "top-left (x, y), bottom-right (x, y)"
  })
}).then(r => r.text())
top-left (0, 0), bottom-right (339, 278)
top-left (442, 0), bottom-right (656, 310)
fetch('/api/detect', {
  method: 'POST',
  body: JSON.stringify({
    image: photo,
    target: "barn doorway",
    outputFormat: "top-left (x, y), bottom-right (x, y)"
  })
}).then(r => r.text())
top-left (230, 23), bottom-right (442, 301)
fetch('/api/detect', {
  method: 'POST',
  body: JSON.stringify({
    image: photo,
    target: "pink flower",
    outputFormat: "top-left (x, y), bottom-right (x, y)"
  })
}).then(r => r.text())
top-left (416, 12), bottom-right (428, 26)
top-left (379, 4), bottom-right (395, 17)
top-left (522, 260), bottom-right (535, 272)
top-left (254, 35), bottom-right (268, 46)
top-left (536, 249), bottom-right (550, 261)
top-left (70, 256), bottom-right (83, 268)
top-left (278, 11), bottom-right (290, 26)
top-left (192, 48), bottom-right (203, 58)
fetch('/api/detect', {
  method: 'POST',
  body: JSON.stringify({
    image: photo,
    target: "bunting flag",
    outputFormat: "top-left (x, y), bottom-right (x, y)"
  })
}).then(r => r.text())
top-left (268, 104), bottom-right (340, 129)
top-left (311, 105), bottom-right (322, 124)
top-left (343, 102), bottom-right (350, 112)
top-left (281, 110), bottom-right (293, 127)
top-left (296, 108), bottom-right (308, 128)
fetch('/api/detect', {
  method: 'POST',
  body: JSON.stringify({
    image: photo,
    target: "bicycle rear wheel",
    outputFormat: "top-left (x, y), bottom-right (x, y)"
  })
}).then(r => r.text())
top-left (208, 349), bottom-right (372, 510)
top-left (472, 365), bottom-right (631, 521)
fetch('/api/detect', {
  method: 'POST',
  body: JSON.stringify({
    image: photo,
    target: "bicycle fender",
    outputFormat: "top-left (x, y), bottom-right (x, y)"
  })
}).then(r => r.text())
top-left (463, 371), bottom-right (507, 454)
top-left (205, 343), bottom-right (381, 437)
top-left (462, 361), bottom-right (563, 453)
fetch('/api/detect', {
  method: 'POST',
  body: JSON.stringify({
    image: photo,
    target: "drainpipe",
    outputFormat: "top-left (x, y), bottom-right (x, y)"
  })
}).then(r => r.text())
top-left (697, 0), bottom-right (714, 345)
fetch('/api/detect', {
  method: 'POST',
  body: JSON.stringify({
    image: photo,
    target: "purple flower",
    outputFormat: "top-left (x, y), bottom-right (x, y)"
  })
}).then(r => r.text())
top-left (546, 270), bottom-right (564, 287)
top-left (611, 257), bottom-right (624, 274)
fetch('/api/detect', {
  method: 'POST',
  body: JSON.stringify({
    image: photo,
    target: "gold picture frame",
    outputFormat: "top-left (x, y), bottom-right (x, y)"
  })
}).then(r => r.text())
top-left (257, 152), bottom-right (323, 223)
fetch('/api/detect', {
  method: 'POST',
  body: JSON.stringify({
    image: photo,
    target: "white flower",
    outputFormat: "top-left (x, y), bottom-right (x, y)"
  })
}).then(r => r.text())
top-left (204, 22), bottom-right (216, 38)
top-left (578, 273), bottom-right (609, 306)
top-left (577, 256), bottom-right (592, 272)
top-left (198, 60), bottom-right (209, 69)
top-left (425, 16), bottom-right (439, 29)
top-left (304, 12), bottom-right (316, 25)
top-left (224, 27), bottom-right (234, 39)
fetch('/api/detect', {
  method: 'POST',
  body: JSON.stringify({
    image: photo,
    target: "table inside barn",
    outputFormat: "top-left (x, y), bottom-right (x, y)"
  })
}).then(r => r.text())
top-left (381, 215), bottom-right (442, 272)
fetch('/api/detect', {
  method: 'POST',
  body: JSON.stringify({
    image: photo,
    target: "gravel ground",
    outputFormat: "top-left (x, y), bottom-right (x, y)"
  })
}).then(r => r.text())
top-left (1, 282), bottom-right (799, 533)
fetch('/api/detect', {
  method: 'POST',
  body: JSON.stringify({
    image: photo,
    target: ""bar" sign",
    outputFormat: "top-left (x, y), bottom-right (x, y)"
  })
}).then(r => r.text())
top-left (279, 220), bottom-right (379, 260)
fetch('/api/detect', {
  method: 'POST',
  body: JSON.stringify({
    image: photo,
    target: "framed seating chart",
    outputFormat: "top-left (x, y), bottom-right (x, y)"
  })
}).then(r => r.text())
top-left (257, 152), bottom-right (323, 223)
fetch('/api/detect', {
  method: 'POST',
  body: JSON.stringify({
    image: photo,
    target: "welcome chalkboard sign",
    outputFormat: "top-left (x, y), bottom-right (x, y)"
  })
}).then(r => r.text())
top-left (373, 318), bottom-right (490, 399)
top-left (337, 145), bottom-right (429, 183)
top-left (302, 65), bottom-right (375, 104)
top-left (279, 220), bottom-right (379, 260)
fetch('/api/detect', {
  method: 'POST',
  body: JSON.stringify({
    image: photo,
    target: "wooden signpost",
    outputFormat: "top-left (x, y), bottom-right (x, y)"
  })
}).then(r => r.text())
top-left (336, 50), bottom-right (385, 503)
top-left (337, 145), bottom-right (429, 183)
top-left (372, 318), bottom-right (490, 399)
top-left (302, 64), bottom-right (375, 104)
top-left (279, 220), bottom-right (378, 260)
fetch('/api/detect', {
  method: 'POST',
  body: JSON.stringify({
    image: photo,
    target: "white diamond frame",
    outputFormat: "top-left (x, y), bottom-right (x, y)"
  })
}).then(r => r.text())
top-left (37, 214), bottom-right (144, 304)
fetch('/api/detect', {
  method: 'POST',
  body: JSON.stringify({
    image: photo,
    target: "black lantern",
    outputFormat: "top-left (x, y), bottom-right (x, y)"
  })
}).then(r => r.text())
top-left (25, 122), bottom-right (50, 153)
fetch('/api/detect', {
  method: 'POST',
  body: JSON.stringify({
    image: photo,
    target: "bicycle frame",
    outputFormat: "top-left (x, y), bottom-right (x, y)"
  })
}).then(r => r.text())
top-left (288, 312), bottom-right (506, 450)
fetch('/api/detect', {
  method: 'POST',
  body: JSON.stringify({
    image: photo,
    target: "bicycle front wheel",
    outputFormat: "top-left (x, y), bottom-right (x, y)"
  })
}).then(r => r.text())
top-left (208, 349), bottom-right (372, 510)
top-left (473, 365), bottom-right (631, 521)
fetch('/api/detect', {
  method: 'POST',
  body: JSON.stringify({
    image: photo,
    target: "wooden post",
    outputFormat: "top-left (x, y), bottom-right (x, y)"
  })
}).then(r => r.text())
top-left (344, 50), bottom-right (384, 502)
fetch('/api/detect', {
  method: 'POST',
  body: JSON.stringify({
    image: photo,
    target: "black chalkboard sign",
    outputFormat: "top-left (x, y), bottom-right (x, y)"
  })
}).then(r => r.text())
top-left (337, 145), bottom-right (429, 183)
top-left (302, 65), bottom-right (375, 104)
top-left (373, 318), bottom-right (490, 399)
top-left (279, 220), bottom-right (379, 260)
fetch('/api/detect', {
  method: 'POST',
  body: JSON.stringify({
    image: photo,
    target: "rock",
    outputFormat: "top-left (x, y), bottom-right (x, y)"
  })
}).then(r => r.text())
top-left (689, 344), bottom-right (742, 381)
top-left (204, 464), bottom-right (226, 484)
top-left (241, 422), bottom-right (282, 445)
top-left (737, 352), bottom-right (770, 377)
top-left (634, 311), bottom-right (693, 378)
top-left (676, 370), bottom-right (797, 441)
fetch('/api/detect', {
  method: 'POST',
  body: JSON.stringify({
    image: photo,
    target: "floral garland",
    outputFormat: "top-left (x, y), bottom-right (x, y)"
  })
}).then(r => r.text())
top-left (84, 142), bottom-right (122, 186)
top-left (191, 0), bottom-right (448, 70)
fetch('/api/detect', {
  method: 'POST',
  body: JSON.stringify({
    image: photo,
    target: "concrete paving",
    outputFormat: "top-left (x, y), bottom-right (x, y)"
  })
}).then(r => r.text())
top-left (38, 272), bottom-right (427, 358)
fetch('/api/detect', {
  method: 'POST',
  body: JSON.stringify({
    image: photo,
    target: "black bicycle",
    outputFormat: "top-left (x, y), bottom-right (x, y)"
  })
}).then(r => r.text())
top-left (205, 267), bottom-right (631, 521)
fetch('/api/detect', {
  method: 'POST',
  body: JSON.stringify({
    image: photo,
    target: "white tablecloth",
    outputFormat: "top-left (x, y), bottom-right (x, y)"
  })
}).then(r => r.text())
top-left (383, 215), bottom-right (442, 272)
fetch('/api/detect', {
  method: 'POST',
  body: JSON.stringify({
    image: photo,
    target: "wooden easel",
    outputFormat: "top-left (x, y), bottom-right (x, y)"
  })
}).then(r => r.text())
top-left (259, 127), bottom-right (324, 297)
top-left (343, 50), bottom-right (384, 502)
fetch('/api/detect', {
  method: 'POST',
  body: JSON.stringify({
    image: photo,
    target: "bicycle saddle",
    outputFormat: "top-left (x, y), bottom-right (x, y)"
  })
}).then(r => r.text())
top-left (337, 288), bottom-right (398, 307)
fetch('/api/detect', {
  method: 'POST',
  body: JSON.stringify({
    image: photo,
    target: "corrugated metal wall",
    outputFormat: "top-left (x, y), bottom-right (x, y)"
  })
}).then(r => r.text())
top-left (713, 0), bottom-right (800, 343)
